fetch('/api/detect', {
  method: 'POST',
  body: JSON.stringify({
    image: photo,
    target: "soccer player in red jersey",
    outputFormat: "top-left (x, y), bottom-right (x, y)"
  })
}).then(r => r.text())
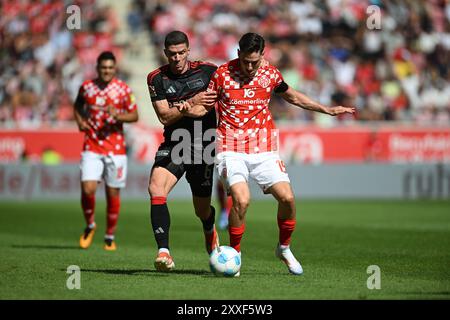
top-left (74, 51), bottom-right (139, 251)
top-left (180, 33), bottom-right (355, 275)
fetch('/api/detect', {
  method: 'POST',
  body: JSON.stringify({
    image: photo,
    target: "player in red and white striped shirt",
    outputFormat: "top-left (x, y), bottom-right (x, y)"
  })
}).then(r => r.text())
top-left (74, 51), bottom-right (139, 251)
top-left (181, 33), bottom-right (354, 275)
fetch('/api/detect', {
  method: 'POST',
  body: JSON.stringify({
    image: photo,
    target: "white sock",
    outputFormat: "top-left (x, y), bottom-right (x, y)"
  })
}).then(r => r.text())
top-left (105, 234), bottom-right (114, 240)
top-left (88, 222), bottom-right (96, 229)
top-left (280, 244), bottom-right (289, 250)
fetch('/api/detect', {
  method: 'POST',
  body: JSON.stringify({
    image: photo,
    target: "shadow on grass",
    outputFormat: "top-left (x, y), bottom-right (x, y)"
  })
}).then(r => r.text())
top-left (12, 244), bottom-right (81, 250)
top-left (70, 268), bottom-right (212, 276)
top-left (404, 291), bottom-right (450, 296)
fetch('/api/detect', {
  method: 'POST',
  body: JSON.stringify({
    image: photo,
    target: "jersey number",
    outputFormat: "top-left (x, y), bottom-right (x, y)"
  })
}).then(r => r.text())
top-left (204, 165), bottom-right (213, 180)
top-left (276, 160), bottom-right (286, 173)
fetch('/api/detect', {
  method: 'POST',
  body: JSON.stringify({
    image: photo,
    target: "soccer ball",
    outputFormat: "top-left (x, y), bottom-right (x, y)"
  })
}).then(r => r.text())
top-left (209, 246), bottom-right (241, 277)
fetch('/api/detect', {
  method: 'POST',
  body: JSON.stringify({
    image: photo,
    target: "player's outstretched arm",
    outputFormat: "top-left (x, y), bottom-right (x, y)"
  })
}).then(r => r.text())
top-left (277, 86), bottom-right (355, 116)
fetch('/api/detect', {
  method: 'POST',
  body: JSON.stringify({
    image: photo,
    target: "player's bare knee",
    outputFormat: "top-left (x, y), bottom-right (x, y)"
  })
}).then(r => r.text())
top-left (82, 185), bottom-right (96, 196)
top-left (148, 182), bottom-right (165, 198)
top-left (233, 198), bottom-right (250, 213)
top-left (278, 193), bottom-right (295, 206)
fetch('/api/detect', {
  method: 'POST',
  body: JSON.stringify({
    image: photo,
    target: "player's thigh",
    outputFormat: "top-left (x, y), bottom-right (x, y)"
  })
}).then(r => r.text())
top-left (249, 152), bottom-right (290, 194)
top-left (215, 152), bottom-right (249, 193)
top-left (148, 166), bottom-right (179, 197)
top-left (149, 143), bottom-right (186, 197)
top-left (80, 151), bottom-right (104, 183)
top-left (81, 180), bottom-right (98, 195)
top-left (104, 154), bottom-right (127, 188)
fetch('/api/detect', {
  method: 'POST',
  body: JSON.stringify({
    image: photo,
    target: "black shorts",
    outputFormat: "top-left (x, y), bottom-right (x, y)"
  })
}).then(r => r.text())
top-left (151, 144), bottom-right (214, 198)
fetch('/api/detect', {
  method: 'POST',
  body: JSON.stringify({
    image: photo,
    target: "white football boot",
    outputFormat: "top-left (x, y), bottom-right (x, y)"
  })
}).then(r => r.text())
top-left (234, 251), bottom-right (242, 277)
top-left (275, 244), bottom-right (303, 275)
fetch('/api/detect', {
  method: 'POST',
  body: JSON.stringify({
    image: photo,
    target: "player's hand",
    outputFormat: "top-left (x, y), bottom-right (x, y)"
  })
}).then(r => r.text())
top-left (191, 91), bottom-right (217, 108)
top-left (174, 100), bottom-right (191, 113)
top-left (328, 106), bottom-right (356, 116)
top-left (106, 105), bottom-right (119, 123)
top-left (107, 105), bottom-right (118, 119)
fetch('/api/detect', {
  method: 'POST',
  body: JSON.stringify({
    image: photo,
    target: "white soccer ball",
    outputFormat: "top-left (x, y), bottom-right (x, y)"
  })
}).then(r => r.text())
top-left (209, 246), bottom-right (241, 277)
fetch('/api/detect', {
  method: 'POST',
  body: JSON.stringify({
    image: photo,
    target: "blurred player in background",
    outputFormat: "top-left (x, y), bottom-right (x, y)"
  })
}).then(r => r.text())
top-left (146, 31), bottom-right (219, 271)
top-left (74, 51), bottom-right (139, 251)
top-left (180, 33), bottom-right (355, 275)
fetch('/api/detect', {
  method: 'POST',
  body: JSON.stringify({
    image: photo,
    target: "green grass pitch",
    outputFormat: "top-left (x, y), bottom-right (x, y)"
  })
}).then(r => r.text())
top-left (0, 199), bottom-right (449, 299)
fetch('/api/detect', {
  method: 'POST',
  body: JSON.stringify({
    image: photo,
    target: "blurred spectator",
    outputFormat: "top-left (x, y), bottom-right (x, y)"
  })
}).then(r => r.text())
top-left (0, 0), bottom-right (124, 128)
top-left (41, 147), bottom-right (62, 165)
top-left (137, 0), bottom-right (449, 126)
top-left (1, 0), bottom-right (448, 127)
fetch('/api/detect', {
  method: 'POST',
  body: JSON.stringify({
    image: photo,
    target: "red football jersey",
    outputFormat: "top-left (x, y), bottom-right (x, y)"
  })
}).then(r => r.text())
top-left (208, 59), bottom-right (284, 153)
top-left (76, 78), bottom-right (137, 155)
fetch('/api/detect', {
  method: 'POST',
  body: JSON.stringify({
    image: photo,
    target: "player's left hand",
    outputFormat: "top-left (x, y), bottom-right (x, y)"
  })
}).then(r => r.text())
top-left (174, 100), bottom-right (191, 113)
top-left (328, 106), bottom-right (356, 116)
top-left (107, 105), bottom-right (118, 119)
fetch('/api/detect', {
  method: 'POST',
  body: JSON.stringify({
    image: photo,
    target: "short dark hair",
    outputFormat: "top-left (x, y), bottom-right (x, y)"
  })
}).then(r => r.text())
top-left (239, 33), bottom-right (265, 54)
top-left (164, 31), bottom-right (189, 48)
top-left (97, 51), bottom-right (116, 65)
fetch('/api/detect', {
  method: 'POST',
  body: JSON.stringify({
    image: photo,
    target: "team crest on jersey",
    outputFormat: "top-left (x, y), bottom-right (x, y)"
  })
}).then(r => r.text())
top-left (95, 96), bottom-right (106, 106)
top-left (258, 75), bottom-right (270, 88)
top-left (108, 90), bottom-right (118, 100)
top-left (86, 87), bottom-right (97, 98)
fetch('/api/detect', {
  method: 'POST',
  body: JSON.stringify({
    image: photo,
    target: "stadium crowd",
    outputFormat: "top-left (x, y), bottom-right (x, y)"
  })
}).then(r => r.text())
top-left (0, 0), bottom-right (449, 127)
top-left (138, 0), bottom-right (449, 125)
top-left (0, 0), bottom-right (124, 128)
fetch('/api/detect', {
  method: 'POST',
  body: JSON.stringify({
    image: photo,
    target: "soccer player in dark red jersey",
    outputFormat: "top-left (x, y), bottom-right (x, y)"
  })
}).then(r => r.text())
top-left (181, 33), bottom-right (355, 276)
top-left (74, 51), bottom-right (139, 251)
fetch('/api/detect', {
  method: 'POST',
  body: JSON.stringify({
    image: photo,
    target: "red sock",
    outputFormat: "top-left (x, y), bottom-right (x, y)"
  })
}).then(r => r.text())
top-left (278, 218), bottom-right (296, 246)
top-left (151, 196), bottom-right (167, 205)
top-left (229, 224), bottom-right (245, 252)
top-left (81, 193), bottom-right (95, 225)
top-left (106, 195), bottom-right (121, 236)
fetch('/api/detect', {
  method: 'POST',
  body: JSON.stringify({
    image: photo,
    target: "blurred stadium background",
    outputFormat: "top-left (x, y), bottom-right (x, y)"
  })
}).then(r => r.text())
top-left (0, 0), bottom-right (449, 199)
top-left (0, 0), bottom-right (449, 300)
